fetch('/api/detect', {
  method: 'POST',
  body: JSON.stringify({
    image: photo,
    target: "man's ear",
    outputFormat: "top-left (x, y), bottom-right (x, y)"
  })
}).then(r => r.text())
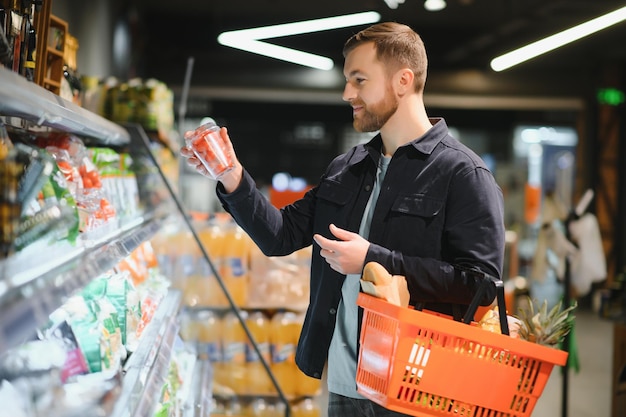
top-left (395, 68), bottom-right (415, 96)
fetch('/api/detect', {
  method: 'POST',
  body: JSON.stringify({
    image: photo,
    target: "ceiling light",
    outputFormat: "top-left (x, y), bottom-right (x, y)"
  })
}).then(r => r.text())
top-left (217, 11), bottom-right (381, 70)
top-left (491, 5), bottom-right (626, 71)
top-left (384, 0), bottom-right (406, 9)
top-left (424, 0), bottom-right (446, 12)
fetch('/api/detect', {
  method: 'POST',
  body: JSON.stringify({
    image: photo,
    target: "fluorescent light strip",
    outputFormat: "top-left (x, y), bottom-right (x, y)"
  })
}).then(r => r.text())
top-left (221, 38), bottom-right (335, 70)
top-left (218, 11), bottom-right (381, 70)
top-left (491, 5), bottom-right (626, 71)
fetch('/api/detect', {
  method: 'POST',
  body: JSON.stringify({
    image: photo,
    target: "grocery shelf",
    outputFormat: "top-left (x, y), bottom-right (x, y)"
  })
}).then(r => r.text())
top-left (110, 290), bottom-right (182, 417)
top-left (0, 214), bottom-right (167, 352)
top-left (187, 359), bottom-right (213, 417)
top-left (0, 66), bottom-right (129, 146)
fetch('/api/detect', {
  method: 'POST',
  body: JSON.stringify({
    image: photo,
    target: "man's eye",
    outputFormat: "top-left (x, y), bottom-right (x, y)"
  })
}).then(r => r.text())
top-left (356, 78), bottom-right (365, 84)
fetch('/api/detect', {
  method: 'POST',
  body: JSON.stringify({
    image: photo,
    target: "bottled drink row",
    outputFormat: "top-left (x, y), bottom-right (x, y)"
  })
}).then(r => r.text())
top-left (153, 214), bottom-right (312, 310)
top-left (180, 308), bottom-right (321, 398)
top-left (212, 396), bottom-right (321, 417)
top-left (0, 0), bottom-right (40, 81)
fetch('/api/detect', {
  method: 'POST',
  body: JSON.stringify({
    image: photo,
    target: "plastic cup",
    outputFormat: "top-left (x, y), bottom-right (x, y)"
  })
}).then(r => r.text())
top-left (184, 122), bottom-right (234, 180)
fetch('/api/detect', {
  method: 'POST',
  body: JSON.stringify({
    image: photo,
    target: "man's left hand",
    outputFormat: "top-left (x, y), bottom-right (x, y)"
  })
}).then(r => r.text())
top-left (313, 224), bottom-right (370, 275)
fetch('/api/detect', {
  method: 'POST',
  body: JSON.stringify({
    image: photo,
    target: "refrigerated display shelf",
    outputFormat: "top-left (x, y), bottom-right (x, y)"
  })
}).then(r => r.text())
top-left (0, 214), bottom-right (167, 352)
top-left (187, 359), bottom-right (213, 417)
top-left (110, 290), bottom-right (181, 417)
top-left (0, 66), bottom-right (129, 146)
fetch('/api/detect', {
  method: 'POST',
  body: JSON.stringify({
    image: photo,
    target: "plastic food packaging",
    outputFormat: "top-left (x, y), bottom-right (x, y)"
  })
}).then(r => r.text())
top-left (184, 122), bottom-right (234, 180)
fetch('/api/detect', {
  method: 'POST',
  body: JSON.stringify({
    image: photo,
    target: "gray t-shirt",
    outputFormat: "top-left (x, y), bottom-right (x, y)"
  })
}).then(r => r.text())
top-left (327, 153), bottom-right (391, 397)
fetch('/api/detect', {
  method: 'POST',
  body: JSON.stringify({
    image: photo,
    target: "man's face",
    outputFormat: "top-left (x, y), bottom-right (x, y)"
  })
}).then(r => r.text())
top-left (343, 43), bottom-right (398, 133)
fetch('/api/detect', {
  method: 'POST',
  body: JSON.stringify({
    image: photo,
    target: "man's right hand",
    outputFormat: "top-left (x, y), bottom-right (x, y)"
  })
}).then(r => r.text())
top-left (180, 126), bottom-right (244, 193)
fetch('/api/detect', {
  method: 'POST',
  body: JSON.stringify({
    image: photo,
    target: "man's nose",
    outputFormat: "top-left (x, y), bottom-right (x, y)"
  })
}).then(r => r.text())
top-left (342, 83), bottom-right (355, 102)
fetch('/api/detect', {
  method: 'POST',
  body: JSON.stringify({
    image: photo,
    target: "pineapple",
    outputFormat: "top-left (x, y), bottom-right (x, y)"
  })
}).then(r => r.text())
top-left (516, 297), bottom-right (576, 348)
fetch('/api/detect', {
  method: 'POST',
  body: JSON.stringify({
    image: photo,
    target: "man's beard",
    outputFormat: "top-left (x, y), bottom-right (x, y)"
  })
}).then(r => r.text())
top-left (353, 89), bottom-right (398, 133)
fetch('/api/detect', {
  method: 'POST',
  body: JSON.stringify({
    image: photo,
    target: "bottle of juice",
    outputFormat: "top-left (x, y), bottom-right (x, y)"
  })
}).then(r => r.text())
top-left (292, 398), bottom-right (321, 417)
top-left (293, 312), bottom-right (321, 396)
top-left (171, 227), bottom-right (203, 307)
top-left (270, 310), bottom-right (298, 397)
top-left (222, 310), bottom-right (248, 394)
top-left (245, 310), bottom-right (273, 395)
top-left (196, 310), bottom-right (223, 368)
top-left (221, 222), bottom-right (252, 306)
top-left (197, 217), bottom-right (228, 307)
top-left (245, 398), bottom-right (272, 417)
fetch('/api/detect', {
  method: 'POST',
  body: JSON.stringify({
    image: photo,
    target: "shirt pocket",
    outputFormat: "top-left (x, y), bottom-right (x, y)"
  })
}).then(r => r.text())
top-left (314, 180), bottom-right (354, 233)
top-left (316, 179), bottom-right (353, 206)
top-left (388, 193), bottom-right (444, 256)
top-left (392, 193), bottom-right (443, 217)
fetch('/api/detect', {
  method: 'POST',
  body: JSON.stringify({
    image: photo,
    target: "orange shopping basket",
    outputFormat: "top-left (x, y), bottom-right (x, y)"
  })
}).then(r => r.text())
top-left (356, 270), bottom-right (568, 417)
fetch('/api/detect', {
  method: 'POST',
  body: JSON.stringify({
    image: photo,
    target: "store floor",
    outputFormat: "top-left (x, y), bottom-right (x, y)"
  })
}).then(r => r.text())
top-left (533, 307), bottom-right (614, 417)
top-left (314, 306), bottom-right (614, 417)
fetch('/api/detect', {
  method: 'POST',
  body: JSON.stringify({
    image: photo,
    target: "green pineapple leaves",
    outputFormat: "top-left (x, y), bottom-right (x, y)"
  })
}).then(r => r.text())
top-left (516, 297), bottom-right (577, 348)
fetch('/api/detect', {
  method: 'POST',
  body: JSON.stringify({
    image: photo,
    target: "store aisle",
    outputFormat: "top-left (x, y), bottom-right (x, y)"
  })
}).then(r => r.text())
top-left (532, 307), bottom-right (613, 417)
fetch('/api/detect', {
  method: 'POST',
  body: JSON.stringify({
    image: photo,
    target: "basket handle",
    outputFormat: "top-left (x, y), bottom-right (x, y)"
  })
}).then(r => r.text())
top-left (462, 268), bottom-right (510, 336)
top-left (414, 266), bottom-right (510, 335)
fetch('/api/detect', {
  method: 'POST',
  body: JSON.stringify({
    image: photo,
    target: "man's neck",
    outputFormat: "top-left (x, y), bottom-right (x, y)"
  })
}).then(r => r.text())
top-left (380, 98), bottom-right (432, 156)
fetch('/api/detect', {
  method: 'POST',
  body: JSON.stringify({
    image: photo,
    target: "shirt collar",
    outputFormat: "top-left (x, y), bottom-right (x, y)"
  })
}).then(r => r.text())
top-left (356, 117), bottom-right (449, 161)
top-left (410, 117), bottom-right (448, 155)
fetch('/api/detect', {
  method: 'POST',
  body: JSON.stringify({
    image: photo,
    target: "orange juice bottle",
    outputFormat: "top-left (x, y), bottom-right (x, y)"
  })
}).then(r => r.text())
top-left (293, 312), bottom-right (321, 396)
top-left (222, 310), bottom-right (248, 394)
top-left (292, 398), bottom-right (321, 417)
top-left (270, 310), bottom-right (298, 397)
top-left (245, 310), bottom-right (273, 395)
top-left (244, 398), bottom-right (274, 417)
top-left (197, 218), bottom-right (228, 307)
top-left (162, 226), bottom-right (197, 306)
top-left (195, 310), bottom-right (226, 385)
top-left (222, 222), bottom-right (253, 307)
top-left (178, 310), bottom-right (200, 343)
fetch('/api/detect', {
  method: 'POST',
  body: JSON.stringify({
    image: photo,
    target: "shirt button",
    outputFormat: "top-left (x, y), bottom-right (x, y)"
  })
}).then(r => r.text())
top-left (329, 308), bottom-right (337, 315)
top-left (364, 185), bottom-right (371, 192)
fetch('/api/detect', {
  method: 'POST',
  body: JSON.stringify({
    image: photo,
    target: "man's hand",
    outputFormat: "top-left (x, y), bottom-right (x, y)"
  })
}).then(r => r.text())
top-left (313, 224), bottom-right (370, 275)
top-left (180, 126), bottom-right (243, 193)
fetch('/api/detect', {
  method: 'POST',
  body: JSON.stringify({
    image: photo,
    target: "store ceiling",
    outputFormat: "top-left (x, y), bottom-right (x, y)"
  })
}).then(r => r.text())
top-left (132, 0), bottom-right (626, 99)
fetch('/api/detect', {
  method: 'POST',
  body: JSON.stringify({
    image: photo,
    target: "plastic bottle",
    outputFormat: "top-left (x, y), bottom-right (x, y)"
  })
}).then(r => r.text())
top-left (222, 222), bottom-right (252, 306)
top-left (197, 217), bottom-right (228, 307)
top-left (224, 396), bottom-right (244, 416)
top-left (222, 310), bottom-right (248, 394)
top-left (270, 310), bottom-right (298, 397)
top-left (195, 310), bottom-right (226, 385)
top-left (245, 398), bottom-right (273, 417)
top-left (291, 398), bottom-right (321, 417)
top-left (272, 400), bottom-right (286, 417)
top-left (245, 310), bottom-right (273, 395)
top-left (293, 312), bottom-right (321, 396)
top-left (184, 120), bottom-right (234, 180)
top-left (173, 228), bottom-right (203, 307)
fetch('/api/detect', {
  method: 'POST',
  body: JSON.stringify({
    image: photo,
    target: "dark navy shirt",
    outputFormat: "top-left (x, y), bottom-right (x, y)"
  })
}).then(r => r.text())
top-left (217, 118), bottom-right (505, 379)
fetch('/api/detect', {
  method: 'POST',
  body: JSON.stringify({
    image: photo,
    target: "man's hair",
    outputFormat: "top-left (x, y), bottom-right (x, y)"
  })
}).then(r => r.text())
top-left (343, 22), bottom-right (428, 92)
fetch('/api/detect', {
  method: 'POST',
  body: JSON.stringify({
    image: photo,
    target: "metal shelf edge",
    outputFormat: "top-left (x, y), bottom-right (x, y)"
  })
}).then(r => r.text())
top-left (0, 67), bottom-right (129, 146)
top-left (109, 290), bottom-right (182, 417)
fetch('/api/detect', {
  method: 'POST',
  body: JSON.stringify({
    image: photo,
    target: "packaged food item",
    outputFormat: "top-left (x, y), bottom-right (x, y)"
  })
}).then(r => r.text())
top-left (184, 121), bottom-right (234, 180)
top-left (44, 320), bottom-right (90, 382)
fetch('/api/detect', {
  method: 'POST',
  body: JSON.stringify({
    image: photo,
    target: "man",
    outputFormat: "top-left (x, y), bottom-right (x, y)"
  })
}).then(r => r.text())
top-left (182, 22), bottom-right (505, 417)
